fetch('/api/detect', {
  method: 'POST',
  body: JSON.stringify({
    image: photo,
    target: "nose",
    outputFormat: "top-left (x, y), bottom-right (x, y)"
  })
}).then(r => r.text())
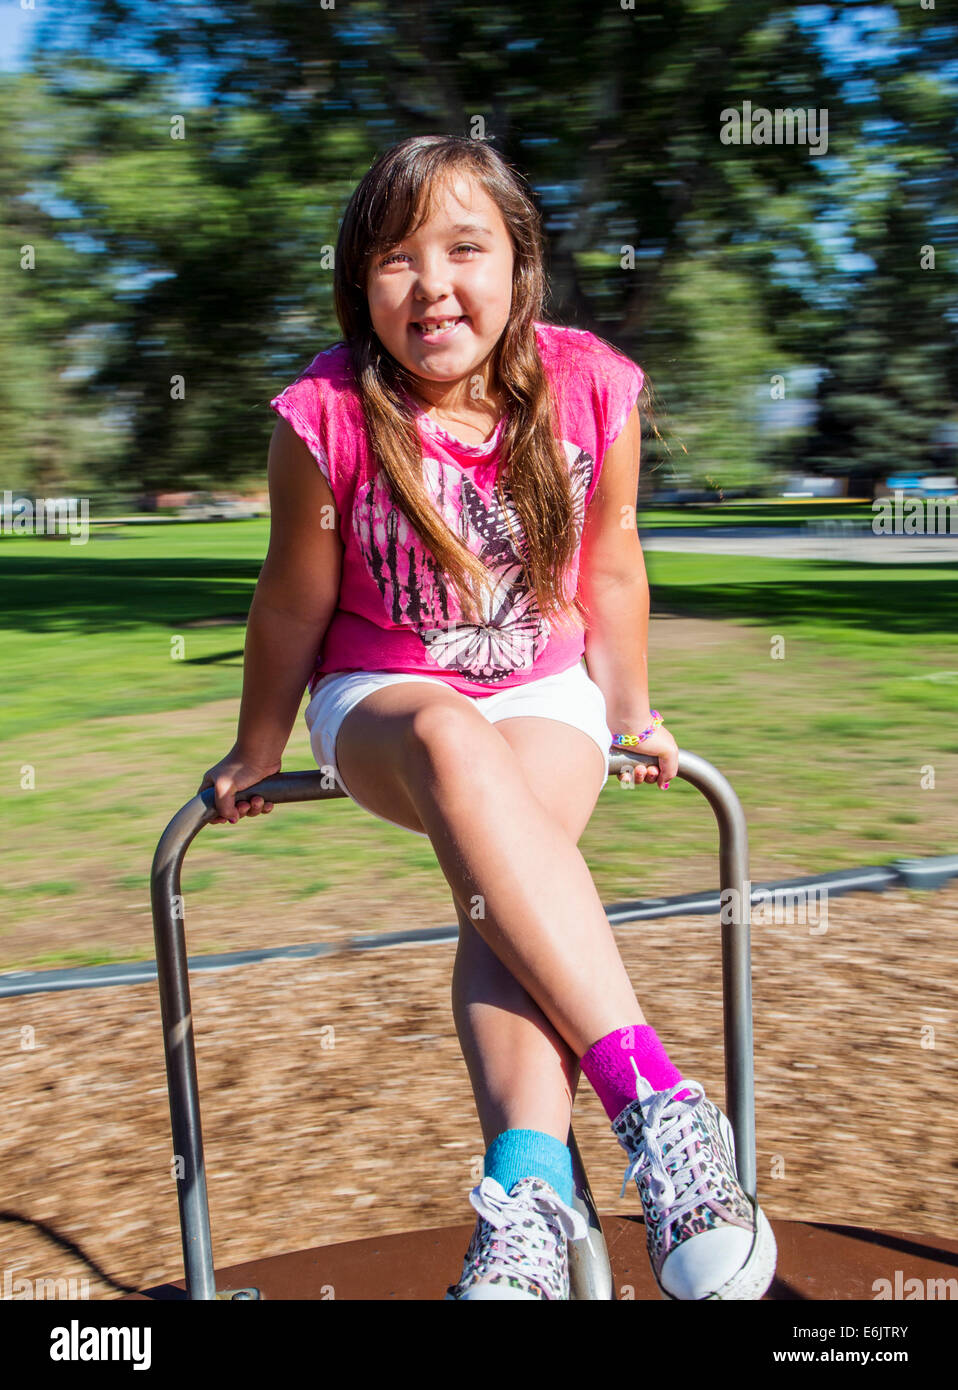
top-left (412, 253), bottom-right (455, 306)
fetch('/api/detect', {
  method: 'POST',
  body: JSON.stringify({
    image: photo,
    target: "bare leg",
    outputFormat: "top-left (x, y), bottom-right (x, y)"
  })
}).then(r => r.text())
top-left (449, 712), bottom-right (629, 1148)
top-left (450, 897), bottom-right (580, 1148)
top-left (335, 686), bottom-right (647, 1061)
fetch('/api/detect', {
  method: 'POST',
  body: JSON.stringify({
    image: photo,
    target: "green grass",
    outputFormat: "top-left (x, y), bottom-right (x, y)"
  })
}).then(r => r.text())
top-left (1, 518), bottom-right (956, 970)
top-left (638, 500), bottom-right (877, 529)
top-left (642, 551), bottom-right (958, 645)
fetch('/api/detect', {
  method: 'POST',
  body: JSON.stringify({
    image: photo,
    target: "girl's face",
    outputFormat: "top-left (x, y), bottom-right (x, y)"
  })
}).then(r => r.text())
top-left (365, 172), bottom-right (514, 399)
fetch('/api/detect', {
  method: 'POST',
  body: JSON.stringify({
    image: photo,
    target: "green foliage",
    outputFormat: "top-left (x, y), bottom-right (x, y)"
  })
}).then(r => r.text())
top-left (0, 0), bottom-right (955, 496)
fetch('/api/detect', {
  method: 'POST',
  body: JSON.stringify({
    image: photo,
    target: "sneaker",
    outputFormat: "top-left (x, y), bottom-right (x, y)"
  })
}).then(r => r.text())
top-left (613, 1068), bottom-right (777, 1300)
top-left (444, 1175), bottom-right (590, 1300)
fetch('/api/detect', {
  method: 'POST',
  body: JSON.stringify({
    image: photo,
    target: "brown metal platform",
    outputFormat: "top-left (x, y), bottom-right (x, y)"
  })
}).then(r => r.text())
top-left (126, 1217), bottom-right (958, 1301)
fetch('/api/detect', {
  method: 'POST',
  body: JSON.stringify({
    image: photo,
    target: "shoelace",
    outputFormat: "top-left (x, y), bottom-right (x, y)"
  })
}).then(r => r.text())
top-left (619, 1080), bottom-right (719, 1234)
top-left (467, 1177), bottom-right (591, 1287)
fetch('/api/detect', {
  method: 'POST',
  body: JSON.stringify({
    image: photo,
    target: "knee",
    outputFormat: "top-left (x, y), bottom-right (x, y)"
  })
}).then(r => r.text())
top-left (403, 699), bottom-right (492, 776)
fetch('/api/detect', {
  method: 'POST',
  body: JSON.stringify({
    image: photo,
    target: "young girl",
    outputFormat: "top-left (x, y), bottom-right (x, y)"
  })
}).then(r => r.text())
top-left (199, 134), bottom-right (776, 1301)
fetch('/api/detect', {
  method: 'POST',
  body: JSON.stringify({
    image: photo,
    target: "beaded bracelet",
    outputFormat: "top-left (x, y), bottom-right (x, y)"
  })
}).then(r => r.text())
top-left (612, 711), bottom-right (663, 746)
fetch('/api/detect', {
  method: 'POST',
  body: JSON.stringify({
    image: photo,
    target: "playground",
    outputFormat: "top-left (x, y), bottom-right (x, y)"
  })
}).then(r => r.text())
top-left (2, 874), bottom-right (956, 1299)
top-left (2, 519), bottom-right (956, 1301)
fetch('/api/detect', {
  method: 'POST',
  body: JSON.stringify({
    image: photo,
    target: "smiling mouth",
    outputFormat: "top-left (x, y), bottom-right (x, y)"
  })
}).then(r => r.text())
top-left (411, 316), bottom-right (467, 338)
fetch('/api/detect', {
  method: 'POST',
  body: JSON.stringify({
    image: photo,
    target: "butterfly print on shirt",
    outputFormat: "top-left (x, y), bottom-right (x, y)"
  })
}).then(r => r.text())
top-left (353, 441), bottom-right (595, 684)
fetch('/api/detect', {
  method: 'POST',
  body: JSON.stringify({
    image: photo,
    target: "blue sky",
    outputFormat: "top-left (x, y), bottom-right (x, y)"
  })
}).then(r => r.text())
top-left (0, 1), bottom-right (34, 70)
top-left (0, 2), bottom-right (918, 77)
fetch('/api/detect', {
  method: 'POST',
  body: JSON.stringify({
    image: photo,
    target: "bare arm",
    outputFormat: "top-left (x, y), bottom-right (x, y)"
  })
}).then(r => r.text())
top-left (578, 405), bottom-right (651, 726)
top-left (577, 403), bottom-right (678, 787)
top-left (200, 416), bottom-right (342, 819)
top-left (234, 416), bottom-right (344, 766)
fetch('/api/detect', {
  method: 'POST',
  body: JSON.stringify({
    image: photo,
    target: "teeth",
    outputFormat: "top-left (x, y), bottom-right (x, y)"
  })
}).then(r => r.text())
top-left (418, 318), bottom-right (461, 332)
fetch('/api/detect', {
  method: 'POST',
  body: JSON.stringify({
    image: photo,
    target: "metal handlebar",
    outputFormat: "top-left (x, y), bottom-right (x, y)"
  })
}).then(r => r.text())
top-left (150, 749), bottom-right (756, 1300)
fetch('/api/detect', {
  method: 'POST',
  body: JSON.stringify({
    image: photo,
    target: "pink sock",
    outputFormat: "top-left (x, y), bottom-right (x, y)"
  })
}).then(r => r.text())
top-left (579, 1025), bottom-right (692, 1121)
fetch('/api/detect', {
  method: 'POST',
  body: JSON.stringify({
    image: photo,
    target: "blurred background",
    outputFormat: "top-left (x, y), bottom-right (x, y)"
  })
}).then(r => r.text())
top-left (1, 1), bottom-right (957, 1300)
top-left (1, 0), bottom-right (956, 507)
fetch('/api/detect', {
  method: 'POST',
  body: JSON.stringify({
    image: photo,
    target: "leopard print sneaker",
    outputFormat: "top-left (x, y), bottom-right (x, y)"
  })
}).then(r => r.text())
top-left (613, 1066), bottom-right (777, 1300)
top-left (444, 1175), bottom-right (590, 1301)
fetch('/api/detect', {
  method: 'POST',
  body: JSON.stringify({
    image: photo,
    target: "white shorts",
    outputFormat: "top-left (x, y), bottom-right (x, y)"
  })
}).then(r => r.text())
top-left (303, 658), bottom-right (614, 838)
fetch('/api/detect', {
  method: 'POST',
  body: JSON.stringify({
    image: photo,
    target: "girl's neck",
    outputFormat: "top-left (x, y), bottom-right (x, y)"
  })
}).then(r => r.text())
top-left (404, 373), bottom-right (506, 447)
top-left (407, 373), bottom-right (504, 419)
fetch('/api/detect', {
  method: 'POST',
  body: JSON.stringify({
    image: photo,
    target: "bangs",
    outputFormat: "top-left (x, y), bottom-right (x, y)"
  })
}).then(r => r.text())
top-left (359, 165), bottom-right (481, 279)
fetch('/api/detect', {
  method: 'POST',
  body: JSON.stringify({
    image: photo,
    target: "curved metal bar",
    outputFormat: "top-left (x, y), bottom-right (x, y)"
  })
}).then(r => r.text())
top-left (150, 775), bottom-right (348, 1298)
top-left (150, 750), bottom-right (755, 1300)
top-left (609, 748), bottom-right (756, 1200)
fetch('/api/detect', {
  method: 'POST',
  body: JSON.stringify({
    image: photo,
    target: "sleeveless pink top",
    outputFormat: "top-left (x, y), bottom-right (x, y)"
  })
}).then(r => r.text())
top-left (269, 320), bottom-right (644, 698)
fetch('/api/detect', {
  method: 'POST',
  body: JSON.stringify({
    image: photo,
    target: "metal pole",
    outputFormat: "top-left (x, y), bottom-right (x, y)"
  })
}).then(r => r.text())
top-left (565, 749), bottom-right (756, 1299)
top-left (150, 798), bottom-right (217, 1300)
top-left (610, 749), bottom-right (757, 1200)
top-left (567, 1125), bottom-right (615, 1300)
top-left (150, 772), bottom-right (342, 1299)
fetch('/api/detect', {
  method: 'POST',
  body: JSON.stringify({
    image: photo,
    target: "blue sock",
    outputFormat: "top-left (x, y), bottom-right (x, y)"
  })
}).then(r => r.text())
top-left (483, 1128), bottom-right (574, 1207)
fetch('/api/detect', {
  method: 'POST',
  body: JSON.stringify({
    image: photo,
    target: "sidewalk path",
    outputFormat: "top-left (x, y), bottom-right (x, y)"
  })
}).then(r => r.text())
top-left (640, 525), bottom-right (958, 564)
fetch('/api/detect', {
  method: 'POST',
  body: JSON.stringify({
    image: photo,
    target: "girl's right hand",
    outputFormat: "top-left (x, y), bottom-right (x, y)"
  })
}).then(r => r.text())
top-left (197, 749), bottom-right (281, 825)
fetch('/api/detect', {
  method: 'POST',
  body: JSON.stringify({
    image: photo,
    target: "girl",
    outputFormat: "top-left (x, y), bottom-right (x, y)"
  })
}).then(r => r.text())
top-left (199, 134), bottom-right (776, 1302)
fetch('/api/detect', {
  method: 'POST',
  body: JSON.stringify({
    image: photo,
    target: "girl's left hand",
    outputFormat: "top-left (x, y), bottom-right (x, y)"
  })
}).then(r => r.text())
top-left (613, 724), bottom-right (679, 791)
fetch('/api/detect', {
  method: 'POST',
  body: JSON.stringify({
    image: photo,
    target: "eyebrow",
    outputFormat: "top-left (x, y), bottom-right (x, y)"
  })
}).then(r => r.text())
top-left (376, 222), bottom-right (495, 261)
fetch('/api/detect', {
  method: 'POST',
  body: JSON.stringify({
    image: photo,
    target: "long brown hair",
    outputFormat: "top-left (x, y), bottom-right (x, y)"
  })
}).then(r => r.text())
top-left (333, 134), bottom-right (605, 636)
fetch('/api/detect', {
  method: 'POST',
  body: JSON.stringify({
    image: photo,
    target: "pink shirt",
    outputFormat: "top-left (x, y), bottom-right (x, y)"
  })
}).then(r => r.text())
top-left (269, 320), bottom-right (644, 698)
